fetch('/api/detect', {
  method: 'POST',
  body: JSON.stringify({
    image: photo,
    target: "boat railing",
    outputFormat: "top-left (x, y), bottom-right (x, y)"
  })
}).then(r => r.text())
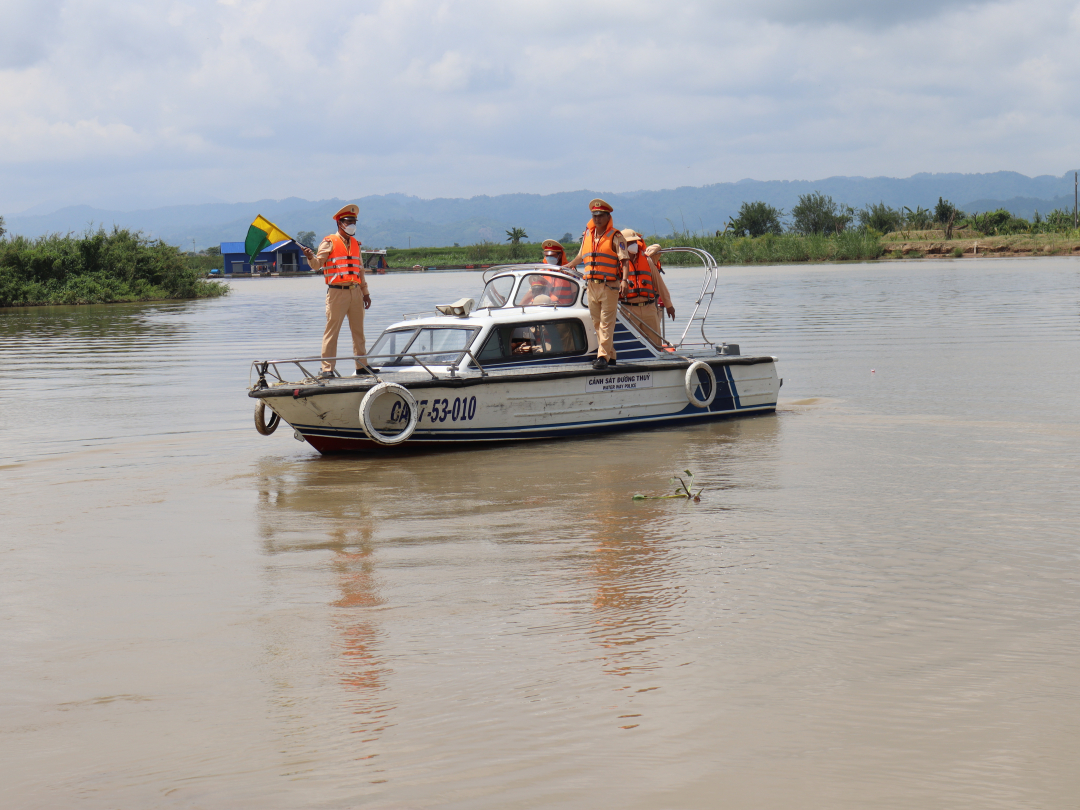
top-left (251, 347), bottom-right (491, 389)
top-left (660, 247), bottom-right (719, 351)
top-left (617, 302), bottom-right (676, 350)
top-left (481, 263), bottom-right (584, 284)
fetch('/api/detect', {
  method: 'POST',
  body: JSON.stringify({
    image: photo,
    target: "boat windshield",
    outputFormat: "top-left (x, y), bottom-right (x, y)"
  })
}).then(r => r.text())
top-left (369, 328), bottom-right (417, 365)
top-left (477, 275), bottom-right (515, 309)
top-left (407, 327), bottom-right (479, 363)
top-left (371, 326), bottom-right (479, 366)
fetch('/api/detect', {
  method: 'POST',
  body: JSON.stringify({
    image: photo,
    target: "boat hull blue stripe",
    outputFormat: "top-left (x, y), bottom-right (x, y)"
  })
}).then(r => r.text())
top-left (292, 403), bottom-right (777, 444)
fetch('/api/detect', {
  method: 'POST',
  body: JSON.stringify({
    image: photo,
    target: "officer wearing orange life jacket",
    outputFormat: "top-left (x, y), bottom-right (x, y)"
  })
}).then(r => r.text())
top-left (645, 242), bottom-right (676, 319)
top-left (564, 199), bottom-right (630, 369)
top-left (540, 239), bottom-right (577, 306)
top-left (300, 204), bottom-right (372, 379)
top-left (619, 230), bottom-right (676, 346)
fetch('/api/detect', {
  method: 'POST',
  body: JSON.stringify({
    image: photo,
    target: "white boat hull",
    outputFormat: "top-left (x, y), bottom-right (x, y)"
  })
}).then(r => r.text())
top-left (252, 357), bottom-right (780, 454)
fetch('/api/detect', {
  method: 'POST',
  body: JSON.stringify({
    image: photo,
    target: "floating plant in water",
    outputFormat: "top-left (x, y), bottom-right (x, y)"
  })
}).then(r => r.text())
top-left (633, 470), bottom-right (704, 502)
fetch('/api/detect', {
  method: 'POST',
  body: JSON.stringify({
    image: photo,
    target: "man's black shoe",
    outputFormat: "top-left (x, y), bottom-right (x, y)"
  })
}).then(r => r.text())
top-left (608, 359), bottom-right (617, 366)
top-left (317, 370), bottom-right (335, 380)
top-left (592, 357), bottom-right (608, 370)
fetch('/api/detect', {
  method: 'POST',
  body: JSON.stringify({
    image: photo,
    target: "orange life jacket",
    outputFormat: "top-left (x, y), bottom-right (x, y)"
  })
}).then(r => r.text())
top-left (547, 274), bottom-right (577, 305)
top-left (651, 254), bottom-right (666, 306)
top-left (323, 233), bottom-right (364, 285)
top-left (621, 240), bottom-right (657, 302)
top-left (581, 223), bottom-right (622, 283)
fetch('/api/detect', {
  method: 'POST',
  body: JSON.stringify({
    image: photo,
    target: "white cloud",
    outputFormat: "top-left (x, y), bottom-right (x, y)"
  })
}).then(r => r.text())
top-left (0, 0), bottom-right (64, 70)
top-left (3, 0), bottom-right (1080, 212)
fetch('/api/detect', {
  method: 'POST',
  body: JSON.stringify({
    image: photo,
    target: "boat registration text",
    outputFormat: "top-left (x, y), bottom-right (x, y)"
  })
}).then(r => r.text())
top-left (586, 372), bottom-right (654, 393)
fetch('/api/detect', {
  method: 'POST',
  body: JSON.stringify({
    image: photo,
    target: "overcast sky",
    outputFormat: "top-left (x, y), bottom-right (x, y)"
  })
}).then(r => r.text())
top-left (3, 0), bottom-right (1078, 214)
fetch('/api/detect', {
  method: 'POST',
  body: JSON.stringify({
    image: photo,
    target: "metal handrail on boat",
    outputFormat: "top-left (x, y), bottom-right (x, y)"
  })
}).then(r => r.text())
top-left (251, 346), bottom-right (490, 390)
top-left (660, 247), bottom-right (719, 351)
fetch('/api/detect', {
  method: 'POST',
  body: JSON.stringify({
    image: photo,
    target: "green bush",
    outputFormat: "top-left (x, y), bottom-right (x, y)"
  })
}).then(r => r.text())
top-left (966, 209), bottom-right (1028, 235)
top-left (859, 202), bottom-right (903, 235)
top-left (727, 201), bottom-right (784, 237)
top-left (0, 227), bottom-right (229, 307)
top-left (1043, 209), bottom-right (1075, 232)
top-left (654, 230), bottom-right (882, 265)
top-left (184, 254), bottom-right (224, 274)
top-left (790, 192), bottom-right (852, 235)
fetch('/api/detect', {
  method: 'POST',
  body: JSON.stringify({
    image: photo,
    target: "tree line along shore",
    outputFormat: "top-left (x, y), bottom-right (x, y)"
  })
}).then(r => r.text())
top-left (0, 226), bottom-right (228, 308)
top-left (2, 190), bottom-right (1078, 307)
top-left (376, 192), bottom-right (1080, 268)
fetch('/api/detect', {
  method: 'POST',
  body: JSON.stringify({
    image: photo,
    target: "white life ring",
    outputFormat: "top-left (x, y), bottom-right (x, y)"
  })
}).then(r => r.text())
top-left (359, 383), bottom-right (418, 445)
top-left (254, 400), bottom-right (280, 435)
top-left (684, 361), bottom-right (717, 408)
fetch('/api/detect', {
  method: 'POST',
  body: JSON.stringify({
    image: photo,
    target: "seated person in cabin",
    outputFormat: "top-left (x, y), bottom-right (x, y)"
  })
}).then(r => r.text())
top-left (547, 276), bottom-right (577, 306)
top-left (516, 275), bottom-right (553, 306)
top-left (509, 325), bottom-right (546, 355)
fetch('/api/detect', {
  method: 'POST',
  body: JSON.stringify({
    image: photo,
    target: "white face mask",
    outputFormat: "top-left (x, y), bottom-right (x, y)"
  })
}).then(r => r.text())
top-left (342, 223), bottom-right (357, 236)
top-left (544, 254), bottom-right (559, 265)
top-left (628, 242), bottom-right (639, 254)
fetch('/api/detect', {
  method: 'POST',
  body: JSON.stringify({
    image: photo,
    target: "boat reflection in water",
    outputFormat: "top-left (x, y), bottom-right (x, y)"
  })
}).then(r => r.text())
top-left (252, 410), bottom-right (781, 770)
top-left (255, 458), bottom-right (395, 766)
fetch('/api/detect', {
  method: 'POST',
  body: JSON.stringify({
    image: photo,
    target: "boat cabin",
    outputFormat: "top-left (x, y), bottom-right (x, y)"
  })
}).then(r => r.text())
top-left (366, 265), bottom-right (660, 373)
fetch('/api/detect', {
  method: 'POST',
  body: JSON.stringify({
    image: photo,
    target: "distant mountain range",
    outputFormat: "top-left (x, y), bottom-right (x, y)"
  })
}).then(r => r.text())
top-left (5, 171), bottom-right (1077, 250)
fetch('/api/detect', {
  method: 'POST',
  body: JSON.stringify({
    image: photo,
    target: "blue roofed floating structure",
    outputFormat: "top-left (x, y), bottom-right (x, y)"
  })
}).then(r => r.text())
top-left (220, 239), bottom-right (306, 275)
top-left (219, 240), bottom-right (388, 275)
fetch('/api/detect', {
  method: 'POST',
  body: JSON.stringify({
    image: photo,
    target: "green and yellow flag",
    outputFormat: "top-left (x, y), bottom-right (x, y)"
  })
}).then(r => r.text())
top-left (245, 215), bottom-right (294, 262)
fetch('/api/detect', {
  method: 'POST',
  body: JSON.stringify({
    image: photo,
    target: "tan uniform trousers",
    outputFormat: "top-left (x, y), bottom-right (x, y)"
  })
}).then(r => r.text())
top-left (321, 285), bottom-right (367, 373)
top-left (586, 279), bottom-right (620, 360)
top-left (623, 300), bottom-right (663, 346)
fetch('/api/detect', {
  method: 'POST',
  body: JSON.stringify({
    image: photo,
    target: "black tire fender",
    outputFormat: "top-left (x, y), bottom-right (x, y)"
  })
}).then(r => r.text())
top-left (254, 400), bottom-right (280, 435)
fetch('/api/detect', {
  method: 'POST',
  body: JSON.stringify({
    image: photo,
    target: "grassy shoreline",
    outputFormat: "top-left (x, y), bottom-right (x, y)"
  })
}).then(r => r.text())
top-left (7, 226), bottom-right (1075, 308)
top-left (382, 229), bottom-right (1080, 270)
top-left (1, 229), bottom-right (229, 308)
top-left (383, 232), bottom-right (884, 268)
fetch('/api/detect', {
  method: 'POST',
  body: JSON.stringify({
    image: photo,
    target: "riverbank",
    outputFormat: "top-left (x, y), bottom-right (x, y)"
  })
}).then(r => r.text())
top-left (379, 229), bottom-right (1080, 270)
top-left (0, 229), bottom-right (229, 307)
top-left (384, 242), bottom-right (544, 268)
top-left (381, 233), bottom-right (886, 269)
top-left (879, 229), bottom-right (1080, 259)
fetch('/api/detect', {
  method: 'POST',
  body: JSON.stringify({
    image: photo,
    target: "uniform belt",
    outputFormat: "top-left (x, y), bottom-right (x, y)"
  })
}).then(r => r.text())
top-left (623, 300), bottom-right (655, 306)
top-left (327, 283), bottom-right (358, 289)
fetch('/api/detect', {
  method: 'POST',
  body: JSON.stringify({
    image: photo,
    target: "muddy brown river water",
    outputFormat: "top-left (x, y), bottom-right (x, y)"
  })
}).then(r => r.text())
top-left (2, 259), bottom-right (1079, 809)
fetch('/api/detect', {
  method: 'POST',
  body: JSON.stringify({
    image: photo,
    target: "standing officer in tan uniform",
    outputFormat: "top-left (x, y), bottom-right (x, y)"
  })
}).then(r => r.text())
top-left (620, 230), bottom-right (676, 346)
top-left (300, 204), bottom-right (371, 378)
top-left (564, 199), bottom-right (630, 370)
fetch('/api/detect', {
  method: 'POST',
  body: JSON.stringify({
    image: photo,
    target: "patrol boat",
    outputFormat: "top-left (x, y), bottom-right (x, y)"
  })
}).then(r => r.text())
top-left (248, 248), bottom-right (780, 453)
